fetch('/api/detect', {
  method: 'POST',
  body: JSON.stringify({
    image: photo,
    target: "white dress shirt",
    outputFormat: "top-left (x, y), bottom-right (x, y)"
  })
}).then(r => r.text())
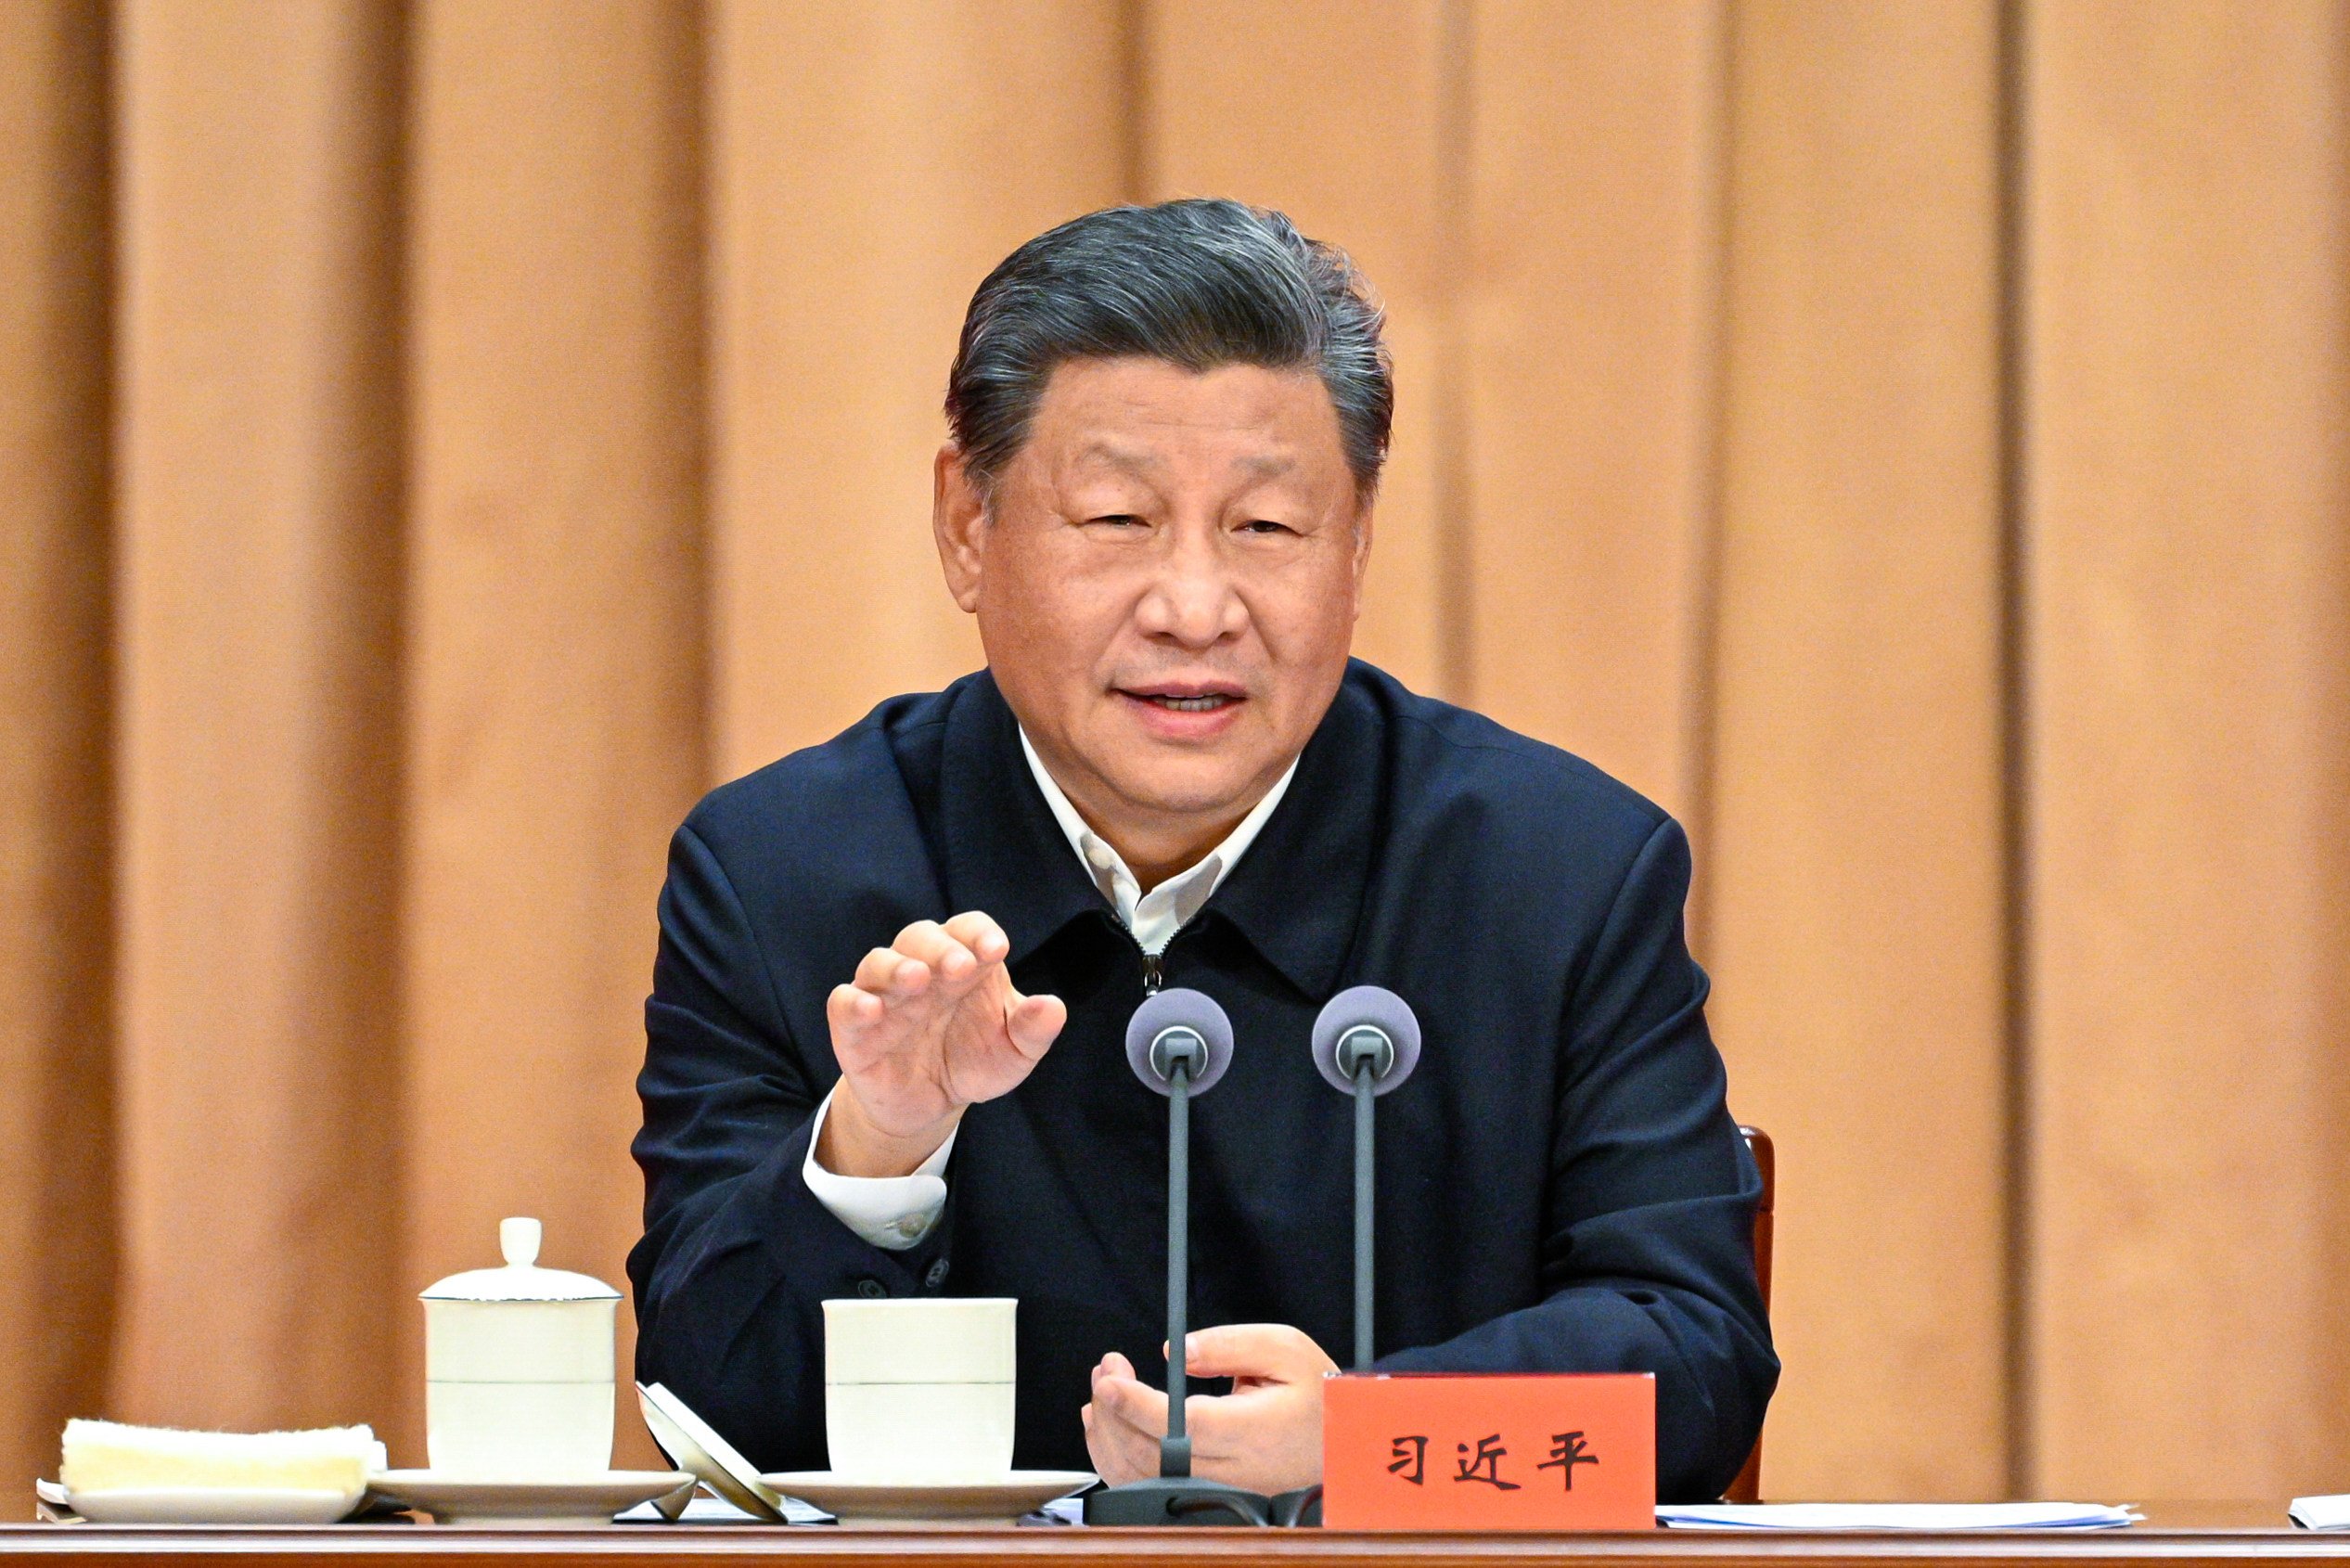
top-left (802, 727), bottom-right (1298, 1249)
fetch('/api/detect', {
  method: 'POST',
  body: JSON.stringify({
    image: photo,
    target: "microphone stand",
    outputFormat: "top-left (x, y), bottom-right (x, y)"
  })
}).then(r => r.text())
top-left (1310, 987), bottom-right (1423, 1374)
top-left (1349, 1039), bottom-right (1380, 1370)
top-left (1162, 1046), bottom-right (1197, 1477)
top-left (1086, 990), bottom-right (1275, 1526)
top-left (1256, 989), bottom-right (1422, 1531)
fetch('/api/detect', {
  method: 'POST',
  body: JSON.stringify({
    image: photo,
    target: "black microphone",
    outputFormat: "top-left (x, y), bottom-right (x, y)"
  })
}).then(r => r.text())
top-left (1084, 987), bottom-right (1274, 1527)
top-left (1311, 985), bottom-right (1422, 1369)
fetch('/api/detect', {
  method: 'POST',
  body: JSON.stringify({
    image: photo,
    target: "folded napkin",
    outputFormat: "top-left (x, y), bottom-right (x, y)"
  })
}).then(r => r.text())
top-left (60, 1419), bottom-right (383, 1496)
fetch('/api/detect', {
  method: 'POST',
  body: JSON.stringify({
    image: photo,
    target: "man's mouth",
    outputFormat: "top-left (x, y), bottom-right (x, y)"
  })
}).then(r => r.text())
top-left (1118, 683), bottom-right (1248, 715)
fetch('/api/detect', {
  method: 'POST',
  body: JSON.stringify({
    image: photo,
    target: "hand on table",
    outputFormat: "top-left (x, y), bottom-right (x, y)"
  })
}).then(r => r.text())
top-left (819, 912), bottom-right (1068, 1177)
top-left (1083, 1324), bottom-right (1338, 1496)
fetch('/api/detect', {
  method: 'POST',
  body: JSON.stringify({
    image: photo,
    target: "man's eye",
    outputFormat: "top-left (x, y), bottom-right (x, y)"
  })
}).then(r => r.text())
top-left (1088, 513), bottom-right (1143, 528)
top-left (1240, 519), bottom-right (1295, 535)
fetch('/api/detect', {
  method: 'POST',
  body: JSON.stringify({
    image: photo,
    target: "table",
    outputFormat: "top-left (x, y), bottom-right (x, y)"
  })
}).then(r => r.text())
top-left (0, 1505), bottom-right (2343, 1568)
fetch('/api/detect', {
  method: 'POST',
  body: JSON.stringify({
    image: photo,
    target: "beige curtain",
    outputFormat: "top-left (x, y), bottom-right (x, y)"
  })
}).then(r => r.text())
top-left (2, 0), bottom-right (2344, 1508)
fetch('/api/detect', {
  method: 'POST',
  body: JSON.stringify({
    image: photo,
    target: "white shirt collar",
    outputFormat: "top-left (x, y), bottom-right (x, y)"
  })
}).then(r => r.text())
top-left (1017, 727), bottom-right (1297, 957)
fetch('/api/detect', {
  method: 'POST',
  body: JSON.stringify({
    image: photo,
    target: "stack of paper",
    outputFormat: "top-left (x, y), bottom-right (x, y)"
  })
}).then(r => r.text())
top-left (1659, 1502), bottom-right (2139, 1531)
top-left (2290, 1496), bottom-right (2350, 1529)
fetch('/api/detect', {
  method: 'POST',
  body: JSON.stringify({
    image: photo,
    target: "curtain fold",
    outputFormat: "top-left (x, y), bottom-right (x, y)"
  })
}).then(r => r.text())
top-left (110, 0), bottom-right (405, 1435)
top-left (0, 0), bottom-right (116, 1510)
top-left (400, 0), bottom-right (708, 1472)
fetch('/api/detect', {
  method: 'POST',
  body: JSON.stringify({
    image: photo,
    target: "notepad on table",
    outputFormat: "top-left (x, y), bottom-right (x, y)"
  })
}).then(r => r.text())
top-left (614, 1493), bottom-right (835, 1524)
top-left (2290, 1496), bottom-right (2350, 1529)
top-left (1658, 1502), bottom-right (2138, 1531)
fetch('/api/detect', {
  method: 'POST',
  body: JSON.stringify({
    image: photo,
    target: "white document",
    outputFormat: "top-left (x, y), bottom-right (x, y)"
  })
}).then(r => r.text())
top-left (1658, 1502), bottom-right (2138, 1531)
top-left (2290, 1496), bottom-right (2350, 1530)
top-left (614, 1493), bottom-right (834, 1524)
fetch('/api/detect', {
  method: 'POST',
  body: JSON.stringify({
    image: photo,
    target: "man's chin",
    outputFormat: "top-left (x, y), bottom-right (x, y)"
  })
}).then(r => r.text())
top-left (1097, 757), bottom-right (1280, 824)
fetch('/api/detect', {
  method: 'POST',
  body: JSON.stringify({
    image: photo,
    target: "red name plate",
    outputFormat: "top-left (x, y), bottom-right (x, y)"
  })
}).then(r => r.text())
top-left (1322, 1372), bottom-right (1655, 1531)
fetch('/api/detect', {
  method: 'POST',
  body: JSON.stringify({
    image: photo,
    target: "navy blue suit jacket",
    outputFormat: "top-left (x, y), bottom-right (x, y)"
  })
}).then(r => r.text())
top-left (629, 662), bottom-right (1777, 1501)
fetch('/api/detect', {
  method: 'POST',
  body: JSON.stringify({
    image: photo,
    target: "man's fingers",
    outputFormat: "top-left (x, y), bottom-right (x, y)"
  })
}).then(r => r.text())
top-left (1007, 992), bottom-right (1067, 1059)
top-left (854, 945), bottom-right (929, 998)
top-left (1087, 1382), bottom-right (1161, 1445)
top-left (1092, 1357), bottom-right (1283, 1471)
top-left (1098, 1377), bottom-right (1247, 1462)
top-left (1085, 1359), bottom-right (1166, 1487)
top-left (941, 910), bottom-right (1011, 966)
top-left (1092, 1351), bottom-right (1138, 1389)
top-left (1095, 1371), bottom-right (1170, 1438)
top-left (1173, 1389), bottom-right (1255, 1458)
top-left (836, 914), bottom-right (1050, 1107)
top-left (1178, 1323), bottom-right (1326, 1382)
top-left (827, 982), bottom-right (881, 1024)
top-left (892, 920), bottom-right (983, 991)
top-left (1090, 1332), bottom-right (1329, 1496)
top-left (1082, 1398), bottom-right (1157, 1487)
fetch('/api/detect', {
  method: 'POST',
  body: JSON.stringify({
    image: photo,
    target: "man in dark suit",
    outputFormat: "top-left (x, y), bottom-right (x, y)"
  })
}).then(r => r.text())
top-left (630, 199), bottom-right (1776, 1502)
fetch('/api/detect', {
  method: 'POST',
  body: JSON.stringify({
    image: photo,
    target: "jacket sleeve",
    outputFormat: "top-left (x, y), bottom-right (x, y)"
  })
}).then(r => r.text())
top-left (627, 819), bottom-right (952, 1472)
top-left (1375, 816), bottom-right (1779, 1503)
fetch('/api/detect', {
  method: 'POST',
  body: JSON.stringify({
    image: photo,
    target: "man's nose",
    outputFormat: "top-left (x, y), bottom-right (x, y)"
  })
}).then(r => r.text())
top-left (1135, 534), bottom-right (1248, 647)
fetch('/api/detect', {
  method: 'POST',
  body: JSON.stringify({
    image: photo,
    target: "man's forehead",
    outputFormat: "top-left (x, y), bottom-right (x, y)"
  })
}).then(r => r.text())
top-left (1026, 362), bottom-right (1339, 473)
top-left (1065, 438), bottom-right (1302, 480)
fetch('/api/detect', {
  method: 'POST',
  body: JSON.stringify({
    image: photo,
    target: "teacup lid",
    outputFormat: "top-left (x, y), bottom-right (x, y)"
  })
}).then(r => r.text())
top-left (418, 1217), bottom-right (621, 1303)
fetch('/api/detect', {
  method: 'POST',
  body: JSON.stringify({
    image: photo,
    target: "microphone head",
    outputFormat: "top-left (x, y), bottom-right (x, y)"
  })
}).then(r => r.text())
top-left (1124, 987), bottom-right (1235, 1096)
top-left (1312, 985), bottom-right (1422, 1097)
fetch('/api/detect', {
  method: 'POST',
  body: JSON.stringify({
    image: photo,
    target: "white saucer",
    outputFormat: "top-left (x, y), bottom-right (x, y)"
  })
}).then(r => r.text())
top-left (371, 1470), bottom-right (694, 1526)
top-left (760, 1470), bottom-right (1094, 1523)
top-left (636, 1382), bottom-right (786, 1521)
top-left (64, 1484), bottom-right (366, 1524)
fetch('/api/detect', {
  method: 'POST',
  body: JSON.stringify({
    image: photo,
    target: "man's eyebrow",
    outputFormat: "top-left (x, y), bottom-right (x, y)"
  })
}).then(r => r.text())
top-left (1072, 442), bottom-right (1159, 473)
top-left (1069, 444), bottom-right (1297, 479)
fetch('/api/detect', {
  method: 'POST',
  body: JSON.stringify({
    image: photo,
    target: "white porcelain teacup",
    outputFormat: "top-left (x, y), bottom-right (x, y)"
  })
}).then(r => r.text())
top-left (421, 1218), bottom-right (621, 1481)
top-left (822, 1297), bottom-right (1016, 1483)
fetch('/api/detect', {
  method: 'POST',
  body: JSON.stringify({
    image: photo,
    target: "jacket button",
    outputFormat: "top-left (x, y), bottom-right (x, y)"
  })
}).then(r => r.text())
top-left (855, 1278), bottom-right (887, 1299)
top-left (924, 1259), bottom-right (949, 1290)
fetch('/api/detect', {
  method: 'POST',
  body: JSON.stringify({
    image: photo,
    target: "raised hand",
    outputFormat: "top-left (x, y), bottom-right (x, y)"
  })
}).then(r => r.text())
top-left (817, 911), bottom-right (1068, 1176)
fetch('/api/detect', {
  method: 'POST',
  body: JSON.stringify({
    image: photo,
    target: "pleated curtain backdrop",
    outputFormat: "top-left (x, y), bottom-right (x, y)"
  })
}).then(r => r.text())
top-left (2, 0), bottom-right (2345, 1511)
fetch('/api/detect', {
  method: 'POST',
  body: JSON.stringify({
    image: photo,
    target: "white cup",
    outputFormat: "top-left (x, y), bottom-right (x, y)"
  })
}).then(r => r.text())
top-left (419, 1218), bottom-right (621, 1480)
top-left (823, 1297), bottom-right (1016, 1483)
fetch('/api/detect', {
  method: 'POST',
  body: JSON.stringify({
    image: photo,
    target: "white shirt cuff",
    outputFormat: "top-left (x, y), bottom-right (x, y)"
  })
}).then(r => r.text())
top-left (802, 1087), bottom-right (957, 1252)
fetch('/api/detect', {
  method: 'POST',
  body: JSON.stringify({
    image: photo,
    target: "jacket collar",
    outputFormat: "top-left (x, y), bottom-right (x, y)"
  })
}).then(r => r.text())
top-left (936, 667), bottom-right (1380, 1001)
top-left (936, 675), bottom-right (1115, 965)
top-left (1187, 670), bottom-right (1380, 999)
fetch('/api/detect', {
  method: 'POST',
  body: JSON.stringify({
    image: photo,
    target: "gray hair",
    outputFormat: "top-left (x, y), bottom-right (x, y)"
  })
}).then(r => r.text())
top-left (944, 199), bottom-right (1393, 496)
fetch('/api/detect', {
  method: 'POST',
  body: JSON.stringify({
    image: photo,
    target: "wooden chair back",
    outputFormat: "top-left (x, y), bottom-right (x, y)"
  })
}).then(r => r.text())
top-left (1723, 1125), bottom-right (1774, 1503)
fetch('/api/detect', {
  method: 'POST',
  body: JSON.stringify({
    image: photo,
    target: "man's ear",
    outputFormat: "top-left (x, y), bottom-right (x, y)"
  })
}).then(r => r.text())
top-left (933, 443), bottom-right (987, 613)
